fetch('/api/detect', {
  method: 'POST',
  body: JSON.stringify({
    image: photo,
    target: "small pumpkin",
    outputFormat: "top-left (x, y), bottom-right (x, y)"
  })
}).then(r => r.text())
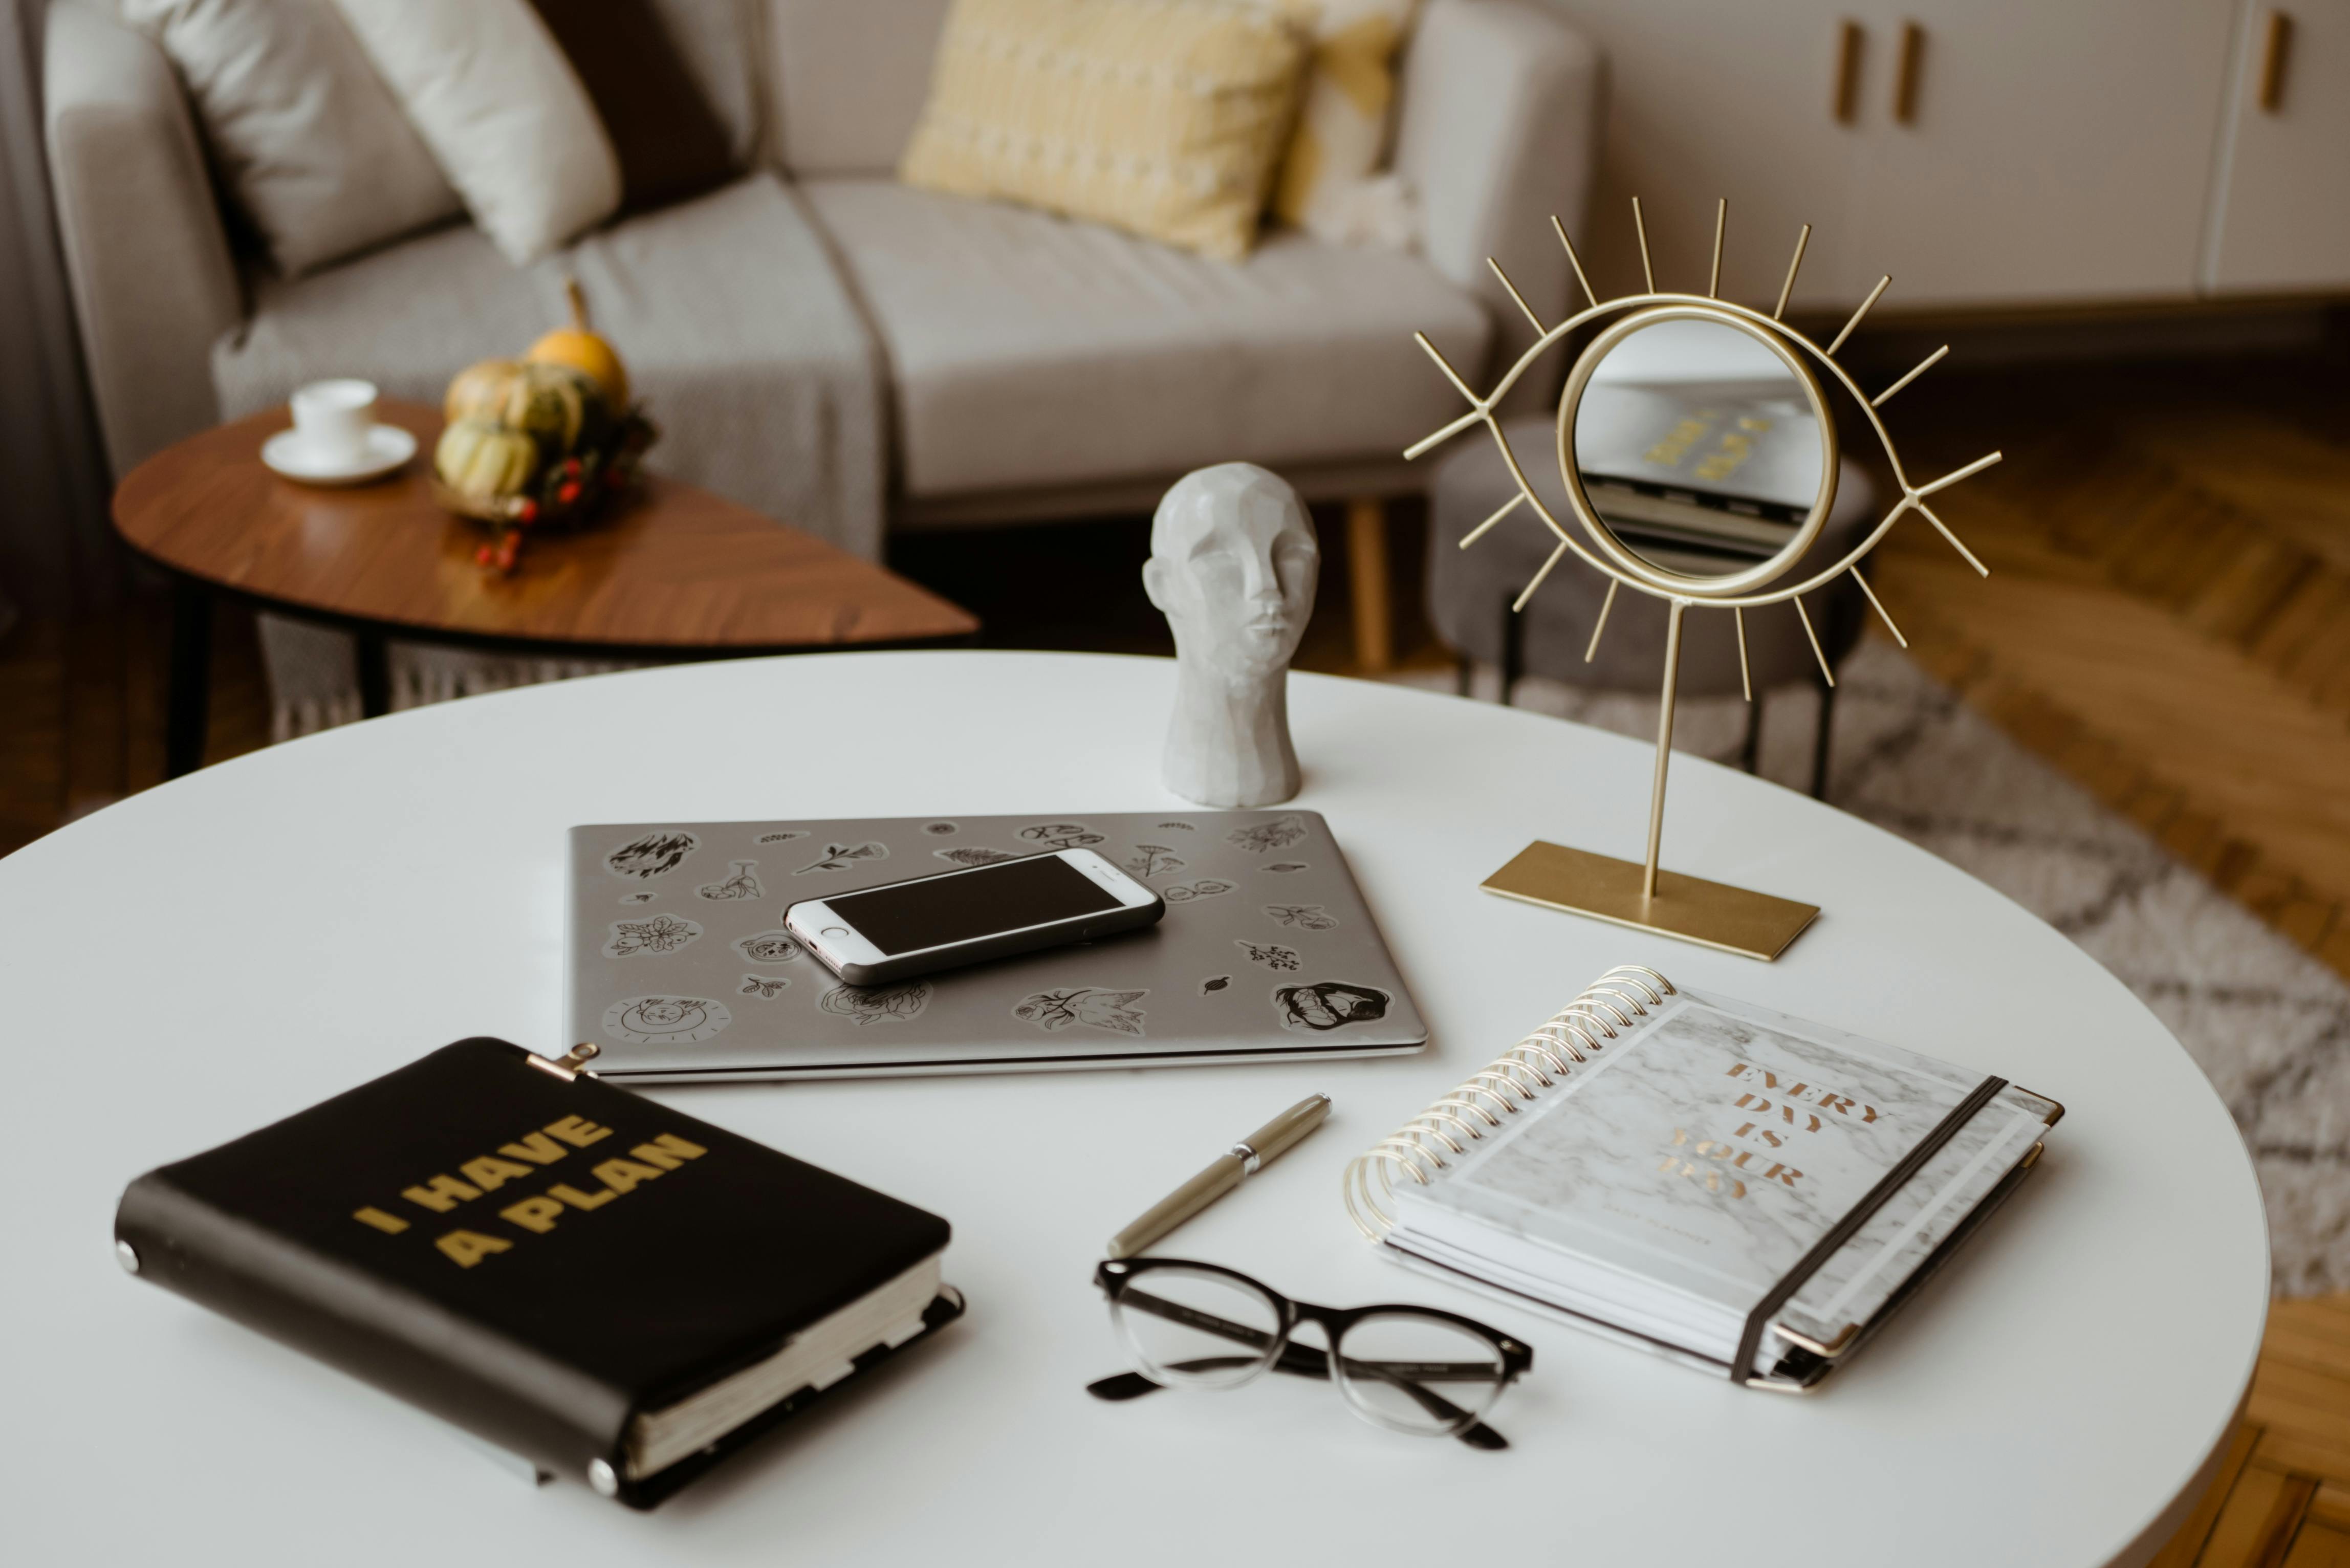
top-left (434, 417), bottom-right (539, 502)
top-left (443, 358), bottom-right (524, 425)
top-left (525, 276), bottom-right (629, 415)
top-left (499, 361), bottom-right (599, 453)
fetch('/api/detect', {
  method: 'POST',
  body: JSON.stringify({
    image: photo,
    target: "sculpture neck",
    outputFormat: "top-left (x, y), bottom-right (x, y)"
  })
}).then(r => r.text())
top-left (1163, 656), bottom-right (1300, 809)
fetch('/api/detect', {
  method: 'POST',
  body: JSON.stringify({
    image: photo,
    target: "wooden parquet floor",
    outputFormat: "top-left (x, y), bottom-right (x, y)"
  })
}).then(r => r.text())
top-left (1867, 355), bottom-right (2350, 985)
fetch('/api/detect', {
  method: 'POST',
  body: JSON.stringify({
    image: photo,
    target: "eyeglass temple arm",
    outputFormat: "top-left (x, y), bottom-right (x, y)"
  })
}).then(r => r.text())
top-left (1083, 1348), bottom-right (1510, 1451)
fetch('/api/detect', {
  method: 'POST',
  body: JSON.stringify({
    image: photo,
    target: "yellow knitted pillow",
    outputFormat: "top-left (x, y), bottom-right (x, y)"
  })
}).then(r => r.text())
top-left (899, 0), bottom-right (1309, 262)
top-left (1270, 0), bottom-right (1419, 247)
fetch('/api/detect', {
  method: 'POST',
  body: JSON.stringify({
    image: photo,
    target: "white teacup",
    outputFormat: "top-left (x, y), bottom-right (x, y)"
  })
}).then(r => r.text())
top-left (289, 379), bottom-right (379, 467)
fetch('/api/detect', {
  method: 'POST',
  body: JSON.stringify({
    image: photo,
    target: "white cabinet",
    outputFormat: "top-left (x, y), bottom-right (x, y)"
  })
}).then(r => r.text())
top-left (2202, 2), bottom-right (2350, 294)
top-left (1842, 1), bottom-right (2237, 307)
top-left (1554, 2), bottom-right (1868, 313)
top-left (1547, 0), bottom-right (2314, 312)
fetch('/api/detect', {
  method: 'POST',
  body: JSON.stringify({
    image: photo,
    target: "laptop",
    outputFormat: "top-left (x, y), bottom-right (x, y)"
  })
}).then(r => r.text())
top-left (567, 810), bottom-right (1429, 1080)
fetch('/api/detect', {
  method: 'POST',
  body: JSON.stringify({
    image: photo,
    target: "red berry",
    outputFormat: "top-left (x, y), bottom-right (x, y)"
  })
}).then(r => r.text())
top-left (475, 545), bottom-right (494, 566)
top-left (516, 498), bottom-right (539, 522)
top-left (556, 482), bottom-right (581, 504)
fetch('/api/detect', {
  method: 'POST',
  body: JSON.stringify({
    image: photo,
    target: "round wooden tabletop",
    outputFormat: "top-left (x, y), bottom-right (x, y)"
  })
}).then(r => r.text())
top-left (111, 401), bottom-right (977, 656)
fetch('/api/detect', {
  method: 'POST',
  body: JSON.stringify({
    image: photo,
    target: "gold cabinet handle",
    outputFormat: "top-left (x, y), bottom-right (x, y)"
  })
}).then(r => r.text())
top-left (1894, 20), bottom-right (1925, 124)
top-left (1834, 19), bottom-right (1865, 124)
top-left (2258, 9), bottom-right (2294, 112)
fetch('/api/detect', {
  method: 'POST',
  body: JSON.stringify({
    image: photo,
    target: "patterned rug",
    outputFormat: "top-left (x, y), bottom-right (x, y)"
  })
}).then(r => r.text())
top-left (1403, 638), bottom-right (2350, 1296)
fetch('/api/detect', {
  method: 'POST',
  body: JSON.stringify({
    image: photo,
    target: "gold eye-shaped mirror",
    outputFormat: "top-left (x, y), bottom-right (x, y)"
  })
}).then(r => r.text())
top-left (1407, 198), bottom-right (2002, 963)
top-left (1561, 308), bottom-right (1836, 597)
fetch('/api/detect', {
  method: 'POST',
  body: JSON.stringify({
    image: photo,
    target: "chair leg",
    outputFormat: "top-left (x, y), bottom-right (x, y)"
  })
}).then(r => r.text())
top-left (1346, 496), bottom-right (1393, 673)
top-left (1740, 694), bottom-right (1761, 775)
top-left (1811, 680), bottom-right (1838, 801)
top-left (1498, 594), bottom-right (1524, 707)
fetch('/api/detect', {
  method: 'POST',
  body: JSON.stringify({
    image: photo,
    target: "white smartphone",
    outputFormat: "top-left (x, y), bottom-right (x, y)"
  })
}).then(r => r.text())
top-left (785, 848), bottom-right (1165, 986)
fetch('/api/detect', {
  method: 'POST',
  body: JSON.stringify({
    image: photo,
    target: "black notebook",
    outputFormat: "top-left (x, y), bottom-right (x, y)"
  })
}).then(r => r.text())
top-left (114, 1039), bottom-right (960, 1508)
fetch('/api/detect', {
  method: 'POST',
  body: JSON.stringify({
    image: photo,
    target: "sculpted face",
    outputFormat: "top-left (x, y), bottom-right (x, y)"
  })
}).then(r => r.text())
top-left (1144, 464), bottom-right (1319, 678)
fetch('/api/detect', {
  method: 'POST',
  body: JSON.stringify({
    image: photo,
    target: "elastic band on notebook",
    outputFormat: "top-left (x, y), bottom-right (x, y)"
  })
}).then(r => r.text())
top-left (1732, 1072), bottom-right (2009, 1384)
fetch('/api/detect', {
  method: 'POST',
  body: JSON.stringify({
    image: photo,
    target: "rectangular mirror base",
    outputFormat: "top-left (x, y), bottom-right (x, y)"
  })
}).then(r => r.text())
top-left (1481, 841), bottom-right (1819, 963)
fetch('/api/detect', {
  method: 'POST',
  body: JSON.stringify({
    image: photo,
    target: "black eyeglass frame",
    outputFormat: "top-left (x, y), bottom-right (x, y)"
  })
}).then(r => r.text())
top-left (1089, 1256), bottom-right (1534, 1449)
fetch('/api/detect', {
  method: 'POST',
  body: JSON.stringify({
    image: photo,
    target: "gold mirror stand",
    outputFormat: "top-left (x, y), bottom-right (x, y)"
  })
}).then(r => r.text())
top-left (1416, 199), bottom-right (1997, 961)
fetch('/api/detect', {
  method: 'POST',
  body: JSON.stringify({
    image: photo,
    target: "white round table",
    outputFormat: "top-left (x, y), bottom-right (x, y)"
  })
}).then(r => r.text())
top-left (2, 652), bottom-right (2265, 1566)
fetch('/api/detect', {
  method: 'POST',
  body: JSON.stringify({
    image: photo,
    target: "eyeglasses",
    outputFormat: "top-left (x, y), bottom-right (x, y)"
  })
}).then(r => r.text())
top-left (1086, 1257), bottom-right (1533, 1449)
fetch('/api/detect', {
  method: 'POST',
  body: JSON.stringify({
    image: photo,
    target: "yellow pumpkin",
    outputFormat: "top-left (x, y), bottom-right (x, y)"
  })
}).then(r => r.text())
top-left (434, 417), bottom-right (538, 501)
top-left (525, 276), bottom-right (629, 415)
top-left (443, 358), bottom-right (524, 424)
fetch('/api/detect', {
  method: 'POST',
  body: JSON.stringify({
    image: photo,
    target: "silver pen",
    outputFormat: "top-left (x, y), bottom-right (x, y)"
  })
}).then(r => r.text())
top-left (1105, 1094), bottom-right (1332, 1259)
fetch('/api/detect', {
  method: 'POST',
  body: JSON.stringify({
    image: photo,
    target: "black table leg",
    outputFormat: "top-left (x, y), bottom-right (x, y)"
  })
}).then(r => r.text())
top-left (1498, 594), bottom-right (1524, 707)
top-left (165, 577), bottom-right (213, 779)
top-left (357, 631), bottom-right (391, 720)
top-left (1812, 681), bottom-right (1838, 801)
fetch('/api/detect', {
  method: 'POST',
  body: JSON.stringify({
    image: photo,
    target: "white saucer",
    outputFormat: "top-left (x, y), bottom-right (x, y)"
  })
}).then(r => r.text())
top-left (261, 423), bottom-right (418, 486)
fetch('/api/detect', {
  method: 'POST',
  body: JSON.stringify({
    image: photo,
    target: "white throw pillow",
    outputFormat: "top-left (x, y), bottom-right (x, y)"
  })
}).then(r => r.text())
top-left (330, 0), bottom-right (622, 267)
top-left (118, 0), bottom-right (463, 277)
top-left (1271, 0), bottom-right (1421, 249)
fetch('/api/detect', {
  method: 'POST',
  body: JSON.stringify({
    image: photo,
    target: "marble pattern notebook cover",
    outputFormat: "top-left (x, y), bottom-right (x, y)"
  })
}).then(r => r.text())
top-left (1357, 971), bottom-right (2060, 1390)
top-left (566, 811), bottom-right (1428, 1080)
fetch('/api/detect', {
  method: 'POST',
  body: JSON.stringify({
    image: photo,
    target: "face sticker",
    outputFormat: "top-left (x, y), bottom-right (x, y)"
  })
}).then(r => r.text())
top-left (736, 931), bottom-right (804, 964)
top-left (619, 891), bottom-right (656, 904)
top-left (1020, 822), bottom-right (1104, 851)
top-left (739, 974), bottom-right (790, 999)
top-left (796, 841), bottom-right (889, 875)
top-left (603, 995), bottom-right (731, 1045)
top-left (606, 831), bottom-right (699, 880)
top-left (756, 831), bottom-right (808, 844)
top-left (697, 859), bottom-right (763, 901)
top-left (1226, 815), bottom-right (1308, 854)
top-left (605, 913), bottom-right (703, 958)
top-left (1013, 987), bottom-right (1148, 1036)
top-left (1234, 940), bottom-right (1301, 971)
top-left (1162, 879), bottom-right (1235, 903)
top-left (935, 846), bottom-right (1019, 868)
top-left (1201, 975), bottom-right (1232, 994)
top-left (1264, 863), bottom-right (1309, 875)
top-left (1265, 904), bottom-right (1338, 931)
top-left (924, 822), bottom-right (959, 835)
top-left (1122, 844), bottom-right (1185, 879)
top-left (818, 981), bottom-right (932, 1027)
top-left (1273, 981), bottom-right (1393, 1033)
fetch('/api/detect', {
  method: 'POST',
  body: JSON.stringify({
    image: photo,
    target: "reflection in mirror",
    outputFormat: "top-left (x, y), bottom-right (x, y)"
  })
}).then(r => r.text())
top-left (1570, 318), bottom-right (1826, 578)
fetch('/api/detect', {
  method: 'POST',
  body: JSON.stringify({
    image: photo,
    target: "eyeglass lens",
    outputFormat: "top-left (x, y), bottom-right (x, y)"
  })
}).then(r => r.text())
top-left (1111, 1265), bottom-right (1285, 1390)
top-left (1332, 1310), bottom-right (1510, 1436)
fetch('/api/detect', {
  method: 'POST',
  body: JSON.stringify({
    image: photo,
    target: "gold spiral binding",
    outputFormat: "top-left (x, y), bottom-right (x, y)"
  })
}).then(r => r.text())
top-left (1343, 966), bottom-right (1676, 1240)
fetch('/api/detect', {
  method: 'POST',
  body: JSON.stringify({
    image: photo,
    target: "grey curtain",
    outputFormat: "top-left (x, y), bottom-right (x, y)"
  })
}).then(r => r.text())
top-left (0, 0), bottom-right (118, 618)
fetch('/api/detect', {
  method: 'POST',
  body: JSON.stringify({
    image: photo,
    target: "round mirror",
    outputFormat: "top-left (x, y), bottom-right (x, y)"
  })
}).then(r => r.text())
top-left (1556, 307), bottom-right (1837, 599)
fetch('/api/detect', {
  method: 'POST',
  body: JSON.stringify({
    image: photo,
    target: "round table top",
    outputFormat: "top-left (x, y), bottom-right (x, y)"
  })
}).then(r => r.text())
top-left (2, 652), bottom-right (2265, 1567)
top-left (110, 401), bottom-right (976, 655)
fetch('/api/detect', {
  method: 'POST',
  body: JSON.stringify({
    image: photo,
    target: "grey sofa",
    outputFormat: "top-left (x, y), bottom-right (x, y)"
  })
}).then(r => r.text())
top-left (44, 0), bottom-right (1599, 701)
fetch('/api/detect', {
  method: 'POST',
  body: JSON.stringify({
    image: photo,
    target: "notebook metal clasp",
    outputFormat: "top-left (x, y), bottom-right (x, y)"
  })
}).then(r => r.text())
top-left (529, 1042), bottom-right (603, 1082)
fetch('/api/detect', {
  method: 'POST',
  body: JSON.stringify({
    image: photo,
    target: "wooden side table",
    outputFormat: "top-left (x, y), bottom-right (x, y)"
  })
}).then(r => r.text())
top-left (112, 401), bottom-right (978, 775)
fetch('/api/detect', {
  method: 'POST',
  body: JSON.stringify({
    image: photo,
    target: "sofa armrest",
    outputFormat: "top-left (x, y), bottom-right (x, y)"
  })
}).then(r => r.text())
top-left (1394, 0), bottom-right (1601, 349)
top-left (43, 0), bottom-right (240, 476)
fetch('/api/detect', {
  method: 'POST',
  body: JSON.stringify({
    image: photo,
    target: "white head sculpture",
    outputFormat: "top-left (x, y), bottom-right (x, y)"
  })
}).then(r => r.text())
top-left (1142, 463), bottom-right (1320, 808)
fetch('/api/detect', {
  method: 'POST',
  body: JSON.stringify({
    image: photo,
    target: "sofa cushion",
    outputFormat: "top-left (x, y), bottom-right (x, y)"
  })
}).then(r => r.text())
top-left (799, 177), bottom-right (1491, 497)
top-left (213, 173), bottom-right (886, 558)
top-left (897, 0), bottom-right (1308, 263)
top-left (118, 0), bottom-right (462, 278)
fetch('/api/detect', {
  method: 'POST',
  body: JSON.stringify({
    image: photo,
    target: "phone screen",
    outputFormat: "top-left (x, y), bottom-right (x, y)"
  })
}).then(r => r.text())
top-left (825, 855), bottom-right (1123, 955)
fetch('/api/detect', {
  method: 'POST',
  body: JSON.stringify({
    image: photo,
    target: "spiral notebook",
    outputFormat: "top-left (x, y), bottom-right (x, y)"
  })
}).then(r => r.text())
top-left (1345, 967), bottom-right (2062, 1391)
